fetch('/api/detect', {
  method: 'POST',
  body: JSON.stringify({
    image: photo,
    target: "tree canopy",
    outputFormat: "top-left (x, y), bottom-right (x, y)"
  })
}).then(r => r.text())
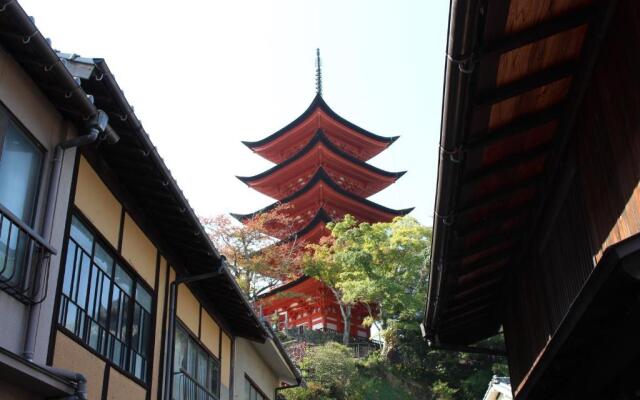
top-left (201, 205), bottom-right (304, 299)
top-left (288, 215), bottom-right (507, 400)
top-left (303, 215), bottom-right (430, 344)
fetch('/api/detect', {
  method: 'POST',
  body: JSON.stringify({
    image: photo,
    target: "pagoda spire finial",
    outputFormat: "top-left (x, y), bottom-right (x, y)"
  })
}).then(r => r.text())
top-left (315, 48), bottom-right (322, 97)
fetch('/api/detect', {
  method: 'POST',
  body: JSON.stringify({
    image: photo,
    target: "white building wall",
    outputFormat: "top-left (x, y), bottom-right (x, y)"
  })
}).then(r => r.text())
top-left (233, 338), bottom-right (280, 400)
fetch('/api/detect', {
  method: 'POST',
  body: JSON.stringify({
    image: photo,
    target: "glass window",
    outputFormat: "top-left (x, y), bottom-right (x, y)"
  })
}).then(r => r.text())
top-left (173, 325), bottom-right (220, 400)
top-left (59, 216), bottom-right (153, 383)
top-left (0, 111), bottom-right (43, 224)
top-left (0, 108), bottom-right (43, 284)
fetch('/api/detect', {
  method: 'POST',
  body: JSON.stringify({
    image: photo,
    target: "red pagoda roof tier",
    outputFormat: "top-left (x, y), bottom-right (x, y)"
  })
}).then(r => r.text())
top-left (286, 208), bottom-right (332, 244)
top-left (232, 169), bottom-right (413, 238)
top-left (242, 95), bottom-right (399, 163)
top-left (237, 130), bottom-right (406, 200)
top-left (257, 275), bottom-right (313, 301)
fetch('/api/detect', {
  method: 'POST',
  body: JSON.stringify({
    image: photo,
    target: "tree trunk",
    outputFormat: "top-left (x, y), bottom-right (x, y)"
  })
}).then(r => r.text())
top-left (328, 286), bottom-right (352, 346)
top-left (342, 305), bottom-right (351, 346)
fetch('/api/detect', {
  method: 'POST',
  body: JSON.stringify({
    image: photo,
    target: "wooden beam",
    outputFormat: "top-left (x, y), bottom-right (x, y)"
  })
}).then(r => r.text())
top-left (476, 62), bottom-right (576, 106)
top-left (456, 207), bottom-right (528, 236)
top-left (457, 260), bottom-right (510, 286)
top-left (455, 232), bottom-right (521, 260)
top-left (444, 292), bottom-right (498, 315)
top-left (463, 143), bottom-right (550, 183)
top-left (439, 304), bottom-right (493, 329)
top-left (437, 312), bottom-right (491, 336)
top-left (456, 252), bottom-right (512, 276)
top-left (453, 276), bottom-right (503, 301)
top-left (467, 104), bottom-right (563, 150)
top-left (481, 6), bottom-right (594, 57)
top-left (456, 175), bottom-right (541, 216)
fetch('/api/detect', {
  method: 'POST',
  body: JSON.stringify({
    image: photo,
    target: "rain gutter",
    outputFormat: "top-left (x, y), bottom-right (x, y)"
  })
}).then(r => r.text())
top-left (423, 0), bottom-right (483, 342)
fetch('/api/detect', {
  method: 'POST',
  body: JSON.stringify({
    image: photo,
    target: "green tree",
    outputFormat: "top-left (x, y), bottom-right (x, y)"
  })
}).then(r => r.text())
top-left (299, 215), bottom-right (507, 399)
top-left (303, 215), bottom-right (431, 346)
top-left (286, 343), bottom-right (357, 400)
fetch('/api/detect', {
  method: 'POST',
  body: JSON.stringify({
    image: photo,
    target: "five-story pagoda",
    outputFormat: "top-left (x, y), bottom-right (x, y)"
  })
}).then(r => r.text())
top-left (234, 51), bottom-right (412, 339)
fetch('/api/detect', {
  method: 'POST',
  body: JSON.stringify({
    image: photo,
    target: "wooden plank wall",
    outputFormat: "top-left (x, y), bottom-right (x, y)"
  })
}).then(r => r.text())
top-left (503, 0), bottom-right (640, 389)
top-left (504, 178), bottom-right (594, 386)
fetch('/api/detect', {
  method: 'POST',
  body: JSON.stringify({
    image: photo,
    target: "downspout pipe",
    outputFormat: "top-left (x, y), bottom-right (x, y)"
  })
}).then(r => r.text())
top-left (424, 0), bottom-right (482, 343)
top-left (275, 381), bottom-right (305, 399)
top-left (162, 269), bottom-right (224, 400)
top-left (23, 110), bottom-right (116, 363)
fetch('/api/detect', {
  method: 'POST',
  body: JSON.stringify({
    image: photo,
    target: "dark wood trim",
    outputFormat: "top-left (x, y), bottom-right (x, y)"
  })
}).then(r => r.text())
top-left (72, 207), bottom-right (154, 294)
top-left (117, 206), bottom-right (125, 253)
top-left (146, 250), bottom-right (161, 400)
top-left (481, 6), bottom-right (595, 58)
top-left (47, 149), bottom-right (81, 365)
top-left (56, 327), bottom-right (149, 390)
top-left (100, 364), bottom-right (111, 400)
top-left (198, 305), bottom-right (203, 340)
top-left (175, 318), bottom-right (221, 362)
top-left (180, 319), bottom-right (221, 363)
top-left (176, 319), bottom-right (223, 397)
top-left (54, 208), bottom-right (156, 388)
top-left (79, 148), bottom-right (186, 288)
top-left (157, 259), bottom-right (170, 399)
top-left (476, 62), bottom-right (576, 106)
top-left (80, 148), bottom-right (246, 343)
top-left (229, 336), bottom-right (235, 400)
top-left (218, 327), bottom-right (222, 363)
top-left (0, 100), bottom-right (47, 154)
top-left (219, 327), bottom-right (224, 394)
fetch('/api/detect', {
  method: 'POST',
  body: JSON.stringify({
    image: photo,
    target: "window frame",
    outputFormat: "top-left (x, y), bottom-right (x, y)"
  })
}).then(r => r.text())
top-left (0, 102), bottom-right (49, 297)
top-left (57, 209), bottom-right (156, 387)
top-left (0, 101), bottom-right (47, 226)
top-left (173, 321), bottom-right (221, 400)
top-left (244, 374), bottom-right (270, 400)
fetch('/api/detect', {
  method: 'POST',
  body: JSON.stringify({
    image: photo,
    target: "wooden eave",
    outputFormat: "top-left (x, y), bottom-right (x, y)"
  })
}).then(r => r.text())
top-left (237, 130), bottom-right (405, 200)
top-left (517, 234), bottom-right (640, 399)
top-left (424, 0), bottom-right (616, 346)
top-left (0, 3), bottom-right (270, 342)
top-left (232, 169), bottom-right (413, 237)
top-left (242, 94), bottom-right (398, 163)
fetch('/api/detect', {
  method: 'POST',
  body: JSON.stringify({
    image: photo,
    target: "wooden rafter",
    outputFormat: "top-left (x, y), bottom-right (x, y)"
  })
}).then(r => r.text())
top-left (481, 6), bottom-right (595, 57)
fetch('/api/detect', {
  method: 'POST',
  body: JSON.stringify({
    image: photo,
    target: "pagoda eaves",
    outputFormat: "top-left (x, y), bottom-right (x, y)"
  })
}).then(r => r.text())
top-left (237, 130), bottom-right (406, 200)
top-left (286, 208), bottom-right (331, 244)
top-left (232, 169), bottom-right (413, 238)
top-left (242, 94), bottom-right (399, 163)
top-left (236, 87), bottom-right (410, 340)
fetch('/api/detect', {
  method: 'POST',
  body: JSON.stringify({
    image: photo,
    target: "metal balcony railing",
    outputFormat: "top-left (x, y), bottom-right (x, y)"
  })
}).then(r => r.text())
top-left (172, 370), bottom-right (218, 400)
top-left (0, 202), bottom-right (56, 304)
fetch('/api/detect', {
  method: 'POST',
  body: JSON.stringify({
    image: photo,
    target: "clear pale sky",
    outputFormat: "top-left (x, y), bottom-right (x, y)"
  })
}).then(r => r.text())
top-left (21, 0), bottom-right (448, 226)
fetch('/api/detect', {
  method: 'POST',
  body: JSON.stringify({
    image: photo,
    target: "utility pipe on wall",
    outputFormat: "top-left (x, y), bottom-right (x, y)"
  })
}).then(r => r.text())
top-left (23, 109), bottom-right (116, 362)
